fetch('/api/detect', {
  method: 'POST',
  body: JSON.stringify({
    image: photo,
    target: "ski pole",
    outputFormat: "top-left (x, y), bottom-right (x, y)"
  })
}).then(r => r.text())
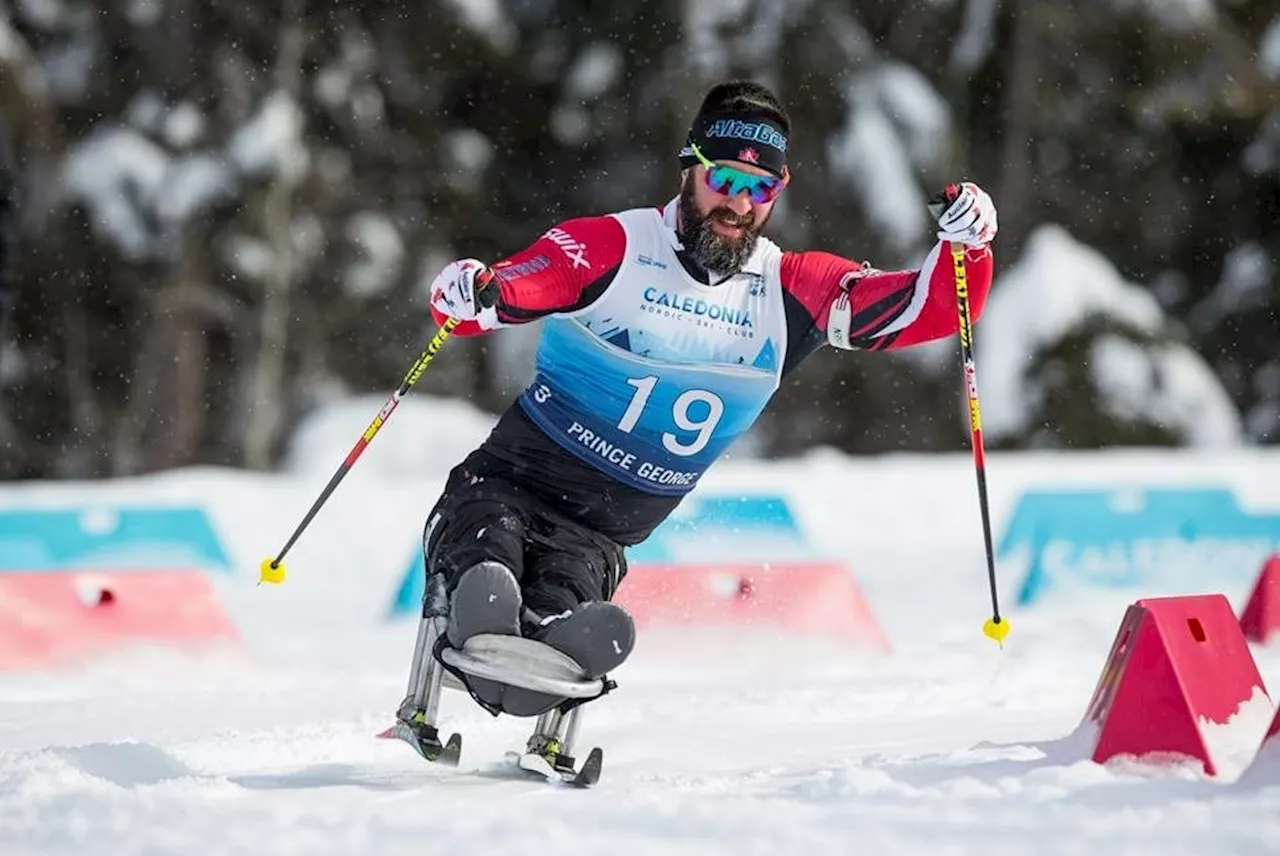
top-left (929, 186), bottom-right (1009, 646)
top-left (259, 275), bottom-right (496, 584)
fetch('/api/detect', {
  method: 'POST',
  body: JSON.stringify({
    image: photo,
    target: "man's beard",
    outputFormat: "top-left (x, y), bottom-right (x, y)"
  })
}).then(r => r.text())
top-left (678, 174), bottom-right (766, 275)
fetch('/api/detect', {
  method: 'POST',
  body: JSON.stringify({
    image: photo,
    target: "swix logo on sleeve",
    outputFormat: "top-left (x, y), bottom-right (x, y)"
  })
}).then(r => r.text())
top-left (543, 227), bottom-right (590, 270)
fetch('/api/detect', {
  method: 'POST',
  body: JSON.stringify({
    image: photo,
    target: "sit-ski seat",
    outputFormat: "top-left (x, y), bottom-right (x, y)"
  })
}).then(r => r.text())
top-left (439, 633), bottom-right (605, 699)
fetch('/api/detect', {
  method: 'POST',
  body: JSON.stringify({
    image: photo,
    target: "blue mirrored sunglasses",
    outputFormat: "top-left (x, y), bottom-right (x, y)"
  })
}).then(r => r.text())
top-left (690, 141), bottom-right (787, 204)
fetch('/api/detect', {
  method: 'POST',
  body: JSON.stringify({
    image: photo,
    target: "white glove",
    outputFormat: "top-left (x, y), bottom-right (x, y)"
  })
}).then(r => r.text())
top-left (936, 182), bottom-right (998, 249)
top-left (429, 258), bottom-right (500, 329)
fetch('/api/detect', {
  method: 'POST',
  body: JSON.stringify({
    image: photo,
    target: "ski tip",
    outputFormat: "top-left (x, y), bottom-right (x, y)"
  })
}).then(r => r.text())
top-left (440, 733), bottom-right (463, 767)
top-left (570, 747), bottom-right (603, 788)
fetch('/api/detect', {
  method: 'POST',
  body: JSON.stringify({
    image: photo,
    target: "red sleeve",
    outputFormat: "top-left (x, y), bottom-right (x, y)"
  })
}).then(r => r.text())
top-left (429, 215), bottom-right (628, 336)
top-left (779, 242), bottom-right (994, 352)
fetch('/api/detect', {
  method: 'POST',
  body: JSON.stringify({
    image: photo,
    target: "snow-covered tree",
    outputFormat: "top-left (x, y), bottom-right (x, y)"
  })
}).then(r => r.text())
top-left (0, 0), bottom-right (1275, 478)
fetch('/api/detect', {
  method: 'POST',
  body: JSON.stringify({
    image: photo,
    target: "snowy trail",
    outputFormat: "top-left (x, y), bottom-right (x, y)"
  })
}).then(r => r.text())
top-left (3, 619), bottom-right (1280, 856)
top-left (3, 450), bottom-right (1280, 854)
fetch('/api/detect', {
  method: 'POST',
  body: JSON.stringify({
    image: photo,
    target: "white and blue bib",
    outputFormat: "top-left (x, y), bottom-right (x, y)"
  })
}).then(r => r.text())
top-left (517, 203), bottom-right (788, 495)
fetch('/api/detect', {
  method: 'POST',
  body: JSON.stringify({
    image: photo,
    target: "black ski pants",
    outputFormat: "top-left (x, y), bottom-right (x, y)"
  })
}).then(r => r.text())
top-left (422, 456), bottom-right (628, 618)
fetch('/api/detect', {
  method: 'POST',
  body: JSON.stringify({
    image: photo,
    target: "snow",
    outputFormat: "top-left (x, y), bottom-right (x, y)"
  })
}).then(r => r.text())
top-left (550, 104), bottom-right (592, 145)
top-left (977, 224), bottom-right (1241, 446)
top-left (681, 0), bottom-right (816, 77)
top-left (125, 0), bottom-right (163, 27)
top-left (828, 91), bottom-right (927, 254)
top-left (343, 212), bottom-right (404, 298)
top-left (0, 13), bottom-right (45, 101)
top-left (313, 29), bottom-right (376, 111)
top-left (223, 234), bottom-right (275, 282)
top-left (565, 43), bottom-right (623, 101)
top-left (39, 23), bottom-right (96, 102)
top-left (1249, 363), bottom-right (1280, 445)
top-left (350, 84), bottom-right (385, 128)
top-left (1251, 402), bottom-right (1280, 444)
top-left (0, 14), bottom-right (22, 64)
top-left (1189, 241), bottom-right (1273, 332)
top-left (125, 91), bottom-right (166, 131)
top-left (440, 0), bottom-right (517, 54)
top-left (156, 154), bottom-right (234, 225)
top-left (0, 341), bottom-right (25, 385)
top-left (314, 65), bottom-right (350, 108)
top-left (1124, 0), bottom-right (1215, 30)
top-left (1198, 687), bottom-right (1276, 781)
top-left (2, 399), bottom-right (1280, 854)
top-left (1091, 335), bottom-right (1243, 447)
top-left (1263, 20), bottom-right (1280, 81)
top-left (163, 102), bottom-right (206, 148)
top-left (1240, 727), bottom-right (1280, 788)
top-left (819, 9), bottom-right (875, 64)
top-left (443, 130), bottom-right (492, 172)
top-left (62, 127), bottom-right (235, 260)
top-left (62, 128), bottom-right (169, 259)
top-left (1244, 110), bottom-right (1280, 174)
top-left (228, 92), bottom-right (309, 184)
top-left (442, 128), bottom-right (494, 194)
top-left (684, 0), bottom-right (752, 77)
top-left (279, 394), bottom-right (497, 479)
top-left (733, 0), bottom-right (799, 69)
top-left (872, 62), bottom-right (951, 169)
top-left (950, 0), bottom-right (1001, 74)
top-left (15, 0), bottom-right (67, 30)
top-left (827, 63), bottom-right (950, 254)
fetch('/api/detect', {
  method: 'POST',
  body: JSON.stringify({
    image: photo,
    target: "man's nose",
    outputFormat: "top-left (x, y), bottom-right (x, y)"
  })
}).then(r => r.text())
top-left (726, 192), bottom-right (753, 215)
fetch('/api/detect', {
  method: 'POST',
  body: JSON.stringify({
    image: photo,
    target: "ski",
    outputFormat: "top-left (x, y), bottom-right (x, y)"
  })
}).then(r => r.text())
top-left (376, 721), bottom-right (462, 766)
top-left (377, 724), bottom-right (602, 787)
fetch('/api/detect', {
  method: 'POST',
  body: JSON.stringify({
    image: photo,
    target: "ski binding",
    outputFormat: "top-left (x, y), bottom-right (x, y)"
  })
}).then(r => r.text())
top-left (377, 719), bottom-right (462, 766)
top-left (507, 745), bottom-right (603, 787)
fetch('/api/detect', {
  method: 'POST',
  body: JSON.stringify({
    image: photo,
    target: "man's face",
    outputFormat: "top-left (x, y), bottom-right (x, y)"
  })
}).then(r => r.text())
top-left (678, 160), bottom-right (781, 274)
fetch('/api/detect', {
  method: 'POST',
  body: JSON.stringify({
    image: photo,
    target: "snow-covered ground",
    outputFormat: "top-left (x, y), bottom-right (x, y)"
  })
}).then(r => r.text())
top-left (2, 399), bottom-right (1280, 856)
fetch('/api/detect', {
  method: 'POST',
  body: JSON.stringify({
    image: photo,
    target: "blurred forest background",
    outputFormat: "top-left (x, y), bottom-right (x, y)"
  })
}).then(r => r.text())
top-left (0, 0), bottom-right (1277, 480)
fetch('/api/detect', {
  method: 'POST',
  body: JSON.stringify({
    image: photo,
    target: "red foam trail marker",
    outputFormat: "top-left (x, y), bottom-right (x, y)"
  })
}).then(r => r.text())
top-left (613, 560), bottom-right (890, 651)
top-left (1240, 554), bottom-right (1280, 644)
top-left (0, 571), bottom-right (239, 671)
top-left (1081, 593), bottom-right (1270, 776)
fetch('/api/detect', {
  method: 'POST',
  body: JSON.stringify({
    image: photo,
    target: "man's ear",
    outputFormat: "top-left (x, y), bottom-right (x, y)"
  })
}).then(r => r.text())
top-left (678, 167), bottom-right (694, 199)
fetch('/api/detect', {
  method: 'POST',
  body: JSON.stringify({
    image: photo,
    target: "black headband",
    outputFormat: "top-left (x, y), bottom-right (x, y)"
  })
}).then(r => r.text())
top-left (678, 110), bottom-right (789, 178)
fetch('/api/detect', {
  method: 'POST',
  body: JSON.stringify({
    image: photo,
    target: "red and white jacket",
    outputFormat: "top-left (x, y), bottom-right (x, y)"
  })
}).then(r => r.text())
top-left (433, 197), bottom-right (993, 542)
top-left (435, 198), bottom-right (992, 362)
